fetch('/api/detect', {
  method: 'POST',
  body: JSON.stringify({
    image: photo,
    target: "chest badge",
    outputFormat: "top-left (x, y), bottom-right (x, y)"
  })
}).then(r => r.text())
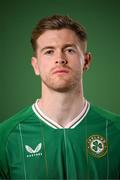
top-left (87, 135), bottom-right (108, 158)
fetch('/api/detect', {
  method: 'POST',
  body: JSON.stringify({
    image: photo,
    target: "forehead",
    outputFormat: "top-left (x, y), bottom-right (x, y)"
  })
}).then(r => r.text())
top-left (36, 29), bottom-right (80, 47)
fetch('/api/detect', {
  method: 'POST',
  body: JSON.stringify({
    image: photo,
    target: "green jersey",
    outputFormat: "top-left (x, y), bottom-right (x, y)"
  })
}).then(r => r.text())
top-left (0, 100), bottom-right (120, 179)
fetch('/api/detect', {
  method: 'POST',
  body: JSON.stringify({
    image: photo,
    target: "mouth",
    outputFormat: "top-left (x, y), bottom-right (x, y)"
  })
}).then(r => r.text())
top-left (52, 69), bottom-right (69, 75)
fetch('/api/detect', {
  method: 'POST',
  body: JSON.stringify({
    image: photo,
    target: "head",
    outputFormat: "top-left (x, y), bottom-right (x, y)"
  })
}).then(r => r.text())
top-left (31, 15), bottom-right (91, 93)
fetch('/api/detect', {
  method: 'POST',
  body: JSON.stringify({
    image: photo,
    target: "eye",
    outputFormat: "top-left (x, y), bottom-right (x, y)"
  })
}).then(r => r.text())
top-left (66, 48), bottom-right (76, 54)
top-left (44, 50), bottom-right (54, 55)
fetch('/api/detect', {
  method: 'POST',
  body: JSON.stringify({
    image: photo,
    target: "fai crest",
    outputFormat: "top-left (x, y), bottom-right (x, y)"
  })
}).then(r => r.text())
top-left (87, 135), bottom-right (108, 158)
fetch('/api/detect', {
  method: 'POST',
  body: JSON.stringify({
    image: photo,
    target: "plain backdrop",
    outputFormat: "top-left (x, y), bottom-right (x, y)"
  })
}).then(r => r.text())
top-left (0, 0), bottom-right (120, 121)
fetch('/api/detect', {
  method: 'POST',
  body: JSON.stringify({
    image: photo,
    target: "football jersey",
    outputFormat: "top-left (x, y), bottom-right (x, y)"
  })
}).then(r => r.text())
top-left (0, 100), bottom-right (120, 179)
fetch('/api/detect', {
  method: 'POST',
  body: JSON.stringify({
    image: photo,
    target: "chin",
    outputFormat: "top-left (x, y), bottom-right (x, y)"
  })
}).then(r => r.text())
top-left (48, 82), bottom-right (76, 93)
top-left (42, 77), bottom-right (79, 92)
top-left (52, 87), bottom-right (72, 93)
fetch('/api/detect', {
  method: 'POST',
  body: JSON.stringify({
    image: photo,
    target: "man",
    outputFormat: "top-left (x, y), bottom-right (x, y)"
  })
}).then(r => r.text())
top-left (0, 15), bottom-right (120, 179)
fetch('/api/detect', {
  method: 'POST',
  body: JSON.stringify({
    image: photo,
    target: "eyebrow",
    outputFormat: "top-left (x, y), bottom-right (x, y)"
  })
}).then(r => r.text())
top-left (40, 46), bottom-right (55, 52)
top-left (40, 43), bottom-right (78, 52)
top-left (62, 43), bottom-right (77, 49)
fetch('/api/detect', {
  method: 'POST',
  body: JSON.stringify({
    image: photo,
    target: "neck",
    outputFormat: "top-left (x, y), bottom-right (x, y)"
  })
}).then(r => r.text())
top-left (38, 84), bottom-right (85, 127)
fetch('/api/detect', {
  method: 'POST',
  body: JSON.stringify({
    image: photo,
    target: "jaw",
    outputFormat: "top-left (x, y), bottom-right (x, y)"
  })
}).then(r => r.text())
top-left (41, 75), bottom-right (82, 94)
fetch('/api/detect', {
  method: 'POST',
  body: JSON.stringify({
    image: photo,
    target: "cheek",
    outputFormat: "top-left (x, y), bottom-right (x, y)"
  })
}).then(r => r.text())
top-left (79, 58), bottom-right (85, 72)
top-left (71, 60), bottom-right (84, 75)
top-left (71, 57), bottom-right (83, 69)
top-left (38, 62), bottom-right (50, 77)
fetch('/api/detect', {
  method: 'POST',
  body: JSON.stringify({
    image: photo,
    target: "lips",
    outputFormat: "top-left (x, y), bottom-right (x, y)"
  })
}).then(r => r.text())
top-left (52, 69), bottom-right (69, 74)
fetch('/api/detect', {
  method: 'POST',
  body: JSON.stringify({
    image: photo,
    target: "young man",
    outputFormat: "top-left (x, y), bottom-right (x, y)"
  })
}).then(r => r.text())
top-left (0, 15), bottom-right (120, 179)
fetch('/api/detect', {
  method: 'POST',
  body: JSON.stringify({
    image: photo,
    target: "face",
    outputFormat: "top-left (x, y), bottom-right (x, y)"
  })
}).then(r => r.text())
top-left (32, 29), bottom-right (91, 92)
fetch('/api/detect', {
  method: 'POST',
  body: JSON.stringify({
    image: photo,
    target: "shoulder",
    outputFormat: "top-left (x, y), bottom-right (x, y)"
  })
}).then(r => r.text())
top-left (0, 105), bottom-right (36, 176)
top-left (0, 106), bottom-right (33, 139)
top-left (90, 104), bottom-right (119, 118)
top-left (89, 103), bottom-right (120, 127)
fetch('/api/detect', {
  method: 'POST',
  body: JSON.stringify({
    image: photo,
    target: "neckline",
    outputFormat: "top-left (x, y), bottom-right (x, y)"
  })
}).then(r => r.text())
top-left (32, 99), bottom-right (90, 129)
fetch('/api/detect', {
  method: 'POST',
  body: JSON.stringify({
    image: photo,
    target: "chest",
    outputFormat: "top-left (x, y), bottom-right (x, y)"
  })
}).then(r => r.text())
top-left (6, 122), bottom-right (120, 179)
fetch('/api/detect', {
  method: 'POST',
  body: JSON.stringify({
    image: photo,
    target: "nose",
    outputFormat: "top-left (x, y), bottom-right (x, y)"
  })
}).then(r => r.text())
top-left (55, 52), bottom-right (68, 65)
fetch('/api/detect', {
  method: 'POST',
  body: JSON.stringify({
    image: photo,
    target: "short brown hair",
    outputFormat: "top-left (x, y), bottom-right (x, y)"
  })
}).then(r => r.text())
top-left (31, 15), bottom-right (87, 52)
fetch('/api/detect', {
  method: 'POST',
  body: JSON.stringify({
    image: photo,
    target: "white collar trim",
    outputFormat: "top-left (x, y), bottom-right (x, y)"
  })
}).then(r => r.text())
top-left (32, 99), bottom-right (90, 129)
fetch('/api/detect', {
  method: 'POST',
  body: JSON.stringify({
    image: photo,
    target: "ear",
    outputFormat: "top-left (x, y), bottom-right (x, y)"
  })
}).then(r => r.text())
top-left (83, 52), bottom-right (92, 71)
top-left (31, 57), bottom-right (40, 75)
